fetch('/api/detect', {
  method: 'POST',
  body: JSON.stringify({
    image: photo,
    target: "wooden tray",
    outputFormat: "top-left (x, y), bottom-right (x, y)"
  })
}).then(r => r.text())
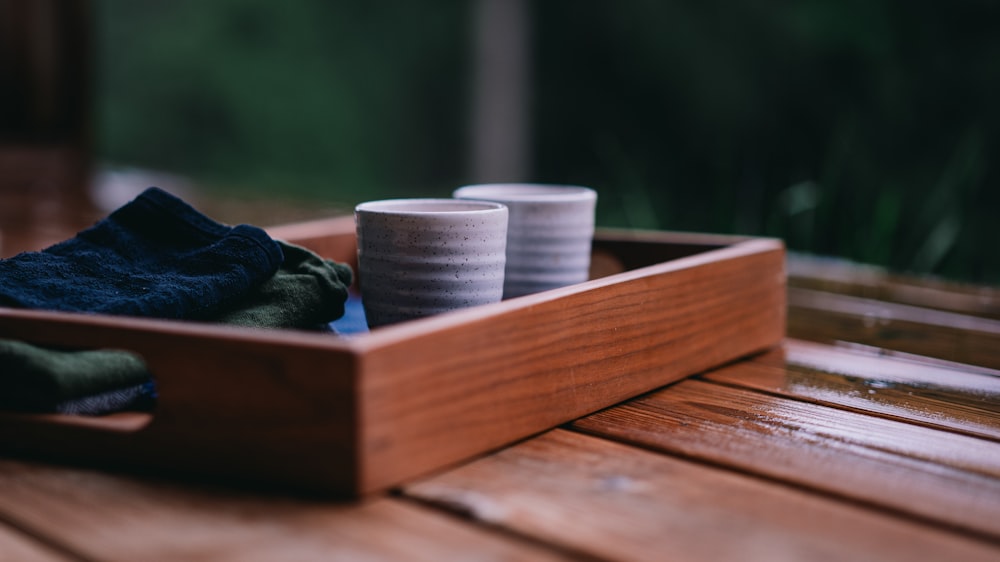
top-left (0, 217), bottom-right (785, 497)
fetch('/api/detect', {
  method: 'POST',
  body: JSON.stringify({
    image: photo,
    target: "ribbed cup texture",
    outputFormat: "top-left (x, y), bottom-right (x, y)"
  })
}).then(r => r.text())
top-left (356, 200), bottom-right (507, 328)
top-left (503, 211), bottom-right (594, 297)
top-left (453, 185), bottom-right (596, 299)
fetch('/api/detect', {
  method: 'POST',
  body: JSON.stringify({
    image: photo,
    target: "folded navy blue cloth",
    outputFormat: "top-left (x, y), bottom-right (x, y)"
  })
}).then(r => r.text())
top-left (0, 187), bottom-right (284, 319)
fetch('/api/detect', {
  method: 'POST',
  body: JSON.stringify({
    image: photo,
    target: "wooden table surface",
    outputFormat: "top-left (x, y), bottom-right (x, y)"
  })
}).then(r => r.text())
top-left (1, 235), bottom-right (999, 560)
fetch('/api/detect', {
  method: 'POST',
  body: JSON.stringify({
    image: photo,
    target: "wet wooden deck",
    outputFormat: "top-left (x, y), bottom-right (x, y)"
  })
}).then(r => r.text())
top-left (1, 210), bottom-right (998, 560)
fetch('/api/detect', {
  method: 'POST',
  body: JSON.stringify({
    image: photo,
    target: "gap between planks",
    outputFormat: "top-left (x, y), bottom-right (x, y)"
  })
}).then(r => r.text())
top-left (787, 256), bottom-right (1000, 320)
top-left (390, 491), bottom-right (609, 562)
top-left (788, 287), bottom-right (1000, 369)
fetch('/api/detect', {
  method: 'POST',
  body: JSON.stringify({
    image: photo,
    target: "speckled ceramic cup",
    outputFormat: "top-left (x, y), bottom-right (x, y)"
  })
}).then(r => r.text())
top-left (453, 184), bottom-right (597, 298)
top-left (355, 198), bottom-right (508, 328)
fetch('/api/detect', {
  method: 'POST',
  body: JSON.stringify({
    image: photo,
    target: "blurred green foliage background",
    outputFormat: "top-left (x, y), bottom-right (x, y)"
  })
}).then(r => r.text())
top-left (94, 0), bottom-right (999, 283)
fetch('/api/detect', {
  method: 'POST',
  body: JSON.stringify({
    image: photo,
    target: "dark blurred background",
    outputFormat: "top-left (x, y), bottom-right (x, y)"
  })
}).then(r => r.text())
top-left (3, 0), bottom-right (999, 282)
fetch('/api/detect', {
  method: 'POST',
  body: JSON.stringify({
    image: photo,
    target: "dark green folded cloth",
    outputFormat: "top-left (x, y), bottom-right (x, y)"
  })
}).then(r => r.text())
top-left (0, 340), bottom-right (152, 412)
top-left (215, 241), bottom-right (353, 330)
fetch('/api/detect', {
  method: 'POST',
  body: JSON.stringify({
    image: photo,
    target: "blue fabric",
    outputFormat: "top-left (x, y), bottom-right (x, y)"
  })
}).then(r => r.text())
top-left (330, 293), bottom-right (369, 335)
top-left (0, 187), bottom-right (284, 319)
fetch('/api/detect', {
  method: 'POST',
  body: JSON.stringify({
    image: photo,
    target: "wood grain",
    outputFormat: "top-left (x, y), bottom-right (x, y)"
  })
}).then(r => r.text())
top-left (704, 339), bottom-right (1000, 441)
top-left (788, 287), bottom-right (1000, 369)
top-left (572, 378), bottom-right (1000, 540)
top-left (405, 429), bottom-right (1000, 561)
top-left (0, 458), bottom-right (572, 562)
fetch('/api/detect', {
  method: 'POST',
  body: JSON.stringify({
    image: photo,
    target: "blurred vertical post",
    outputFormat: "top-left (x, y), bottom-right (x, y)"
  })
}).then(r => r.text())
top-left (0, 0), bottom-right (94, 255)
top-left (469, 0), bottom-right (532, 183)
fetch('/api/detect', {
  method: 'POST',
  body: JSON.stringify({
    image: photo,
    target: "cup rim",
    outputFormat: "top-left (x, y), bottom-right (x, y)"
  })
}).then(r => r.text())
top-left (355, 198), bottom-right (507, 215)
top-left (453, 183), bottom-right (597, 202)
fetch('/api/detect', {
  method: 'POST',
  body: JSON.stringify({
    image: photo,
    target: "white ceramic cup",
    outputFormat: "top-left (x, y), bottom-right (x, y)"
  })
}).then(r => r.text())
top-left (355, 198), bottom-right (508, 328)
top-left (453, 184), bottom-right (597, 298)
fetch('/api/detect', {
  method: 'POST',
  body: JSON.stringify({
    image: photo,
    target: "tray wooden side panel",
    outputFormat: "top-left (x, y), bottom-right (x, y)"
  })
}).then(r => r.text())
top-left (0, 224), bottom-right (785, 496)
top-left (0, 313), bottom-right (361, 493)
top-left (352, 237), bottom-right (786, 493)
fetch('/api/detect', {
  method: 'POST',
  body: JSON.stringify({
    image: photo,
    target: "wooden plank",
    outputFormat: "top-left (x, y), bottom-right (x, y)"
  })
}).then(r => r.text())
top-left (703, 340), bottom-right (1000, 441)
top-left (788, 287), bottom-right (1000, 369)
top-left (405, 429), bottom-right (1000, 561)
top-left (0, 458), bottom-right (572, 562)
top-left (572, 379), bottom-right (1000, 541)
top-left (0, 522), bottom-right (70, 562)
top-left (788, 253), bottom-right (1000, 320)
